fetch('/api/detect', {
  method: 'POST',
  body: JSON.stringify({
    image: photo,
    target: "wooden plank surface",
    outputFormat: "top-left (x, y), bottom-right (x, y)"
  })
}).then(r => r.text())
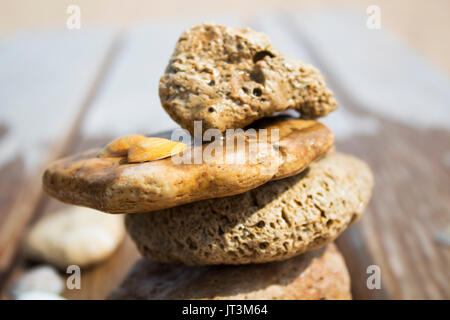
top-left (79, 14), bottom-right (242, 144)
top-left (1, 8), bottom-right (449, 300)
top-left (1, 15), bottom-right (242, 300)
top-left (0, 28), bottom-right (118, 288)
top-left (253, 10), bottom-right (449, 299)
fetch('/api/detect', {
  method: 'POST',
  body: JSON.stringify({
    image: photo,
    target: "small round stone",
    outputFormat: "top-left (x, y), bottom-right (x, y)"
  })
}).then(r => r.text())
top-left (10, 265), bottom-right (64, 298)
top-left (15, 291), bottom-right (65, 300)
top-left (24, 206), bottom-right (125, 269)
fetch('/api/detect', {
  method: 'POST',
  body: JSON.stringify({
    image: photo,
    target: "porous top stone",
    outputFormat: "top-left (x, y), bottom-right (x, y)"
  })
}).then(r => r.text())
top-left (160, 23), bottom-right (337, 135)
top-left (125, 153), bottom-right (373, 265)
top-left (109, 244), bottom-right (351, 300)
top-left (43, 117), bottom-right (333, 214)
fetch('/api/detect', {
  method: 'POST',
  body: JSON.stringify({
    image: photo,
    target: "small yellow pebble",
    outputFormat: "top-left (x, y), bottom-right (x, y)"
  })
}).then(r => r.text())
top-left (98, 135), bottom-right (147, 158)
top-left (127, 137), bottom-right (187, 163)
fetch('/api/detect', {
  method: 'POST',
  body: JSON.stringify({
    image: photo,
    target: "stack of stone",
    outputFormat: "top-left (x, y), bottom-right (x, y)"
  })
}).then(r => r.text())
top-left (43, 24), bottom-right (373, 300)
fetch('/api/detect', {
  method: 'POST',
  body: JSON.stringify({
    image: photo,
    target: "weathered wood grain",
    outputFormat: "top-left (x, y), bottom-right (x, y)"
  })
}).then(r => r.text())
top-left (2, 9), bottom-right (449, 300)
top-left (4, 16), bottom-right (242, 300)
top-left (80, 15), bottom-right (241, 140)
top-left (0, 28), bottom-right (118, 288)
top-left (253, 10), bottom-right (449, 299)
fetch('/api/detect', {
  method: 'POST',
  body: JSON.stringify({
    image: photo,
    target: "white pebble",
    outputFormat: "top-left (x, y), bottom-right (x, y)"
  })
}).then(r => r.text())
top-left (24, 206), bottom-right (125, 269)
top-left (10, 265), bottom-right (64, 298)
top-left (15, 291), bottom-right (66, 300)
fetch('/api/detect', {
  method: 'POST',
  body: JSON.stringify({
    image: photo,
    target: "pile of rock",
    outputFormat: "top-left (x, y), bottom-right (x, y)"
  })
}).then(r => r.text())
top-left (43, 24), bottom-right (373, 300)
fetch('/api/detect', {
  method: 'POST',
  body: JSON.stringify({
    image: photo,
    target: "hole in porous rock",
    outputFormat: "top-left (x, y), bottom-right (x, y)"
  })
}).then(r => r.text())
top-left (250, 66), bottom-right (265, 84)
top-left (208, 107), bottom-right (215, 113)
top-left (249, 66), bottom-right (266, 85)
top-left (253, 50), bottom-right (275, 63)
top-left (208, 80), bottom-right (215, 86)
top-left (253, 88), bottom-right (262, 97)
top-left (242, 87), bottom-right (249, 94)
top-left (350, 213), bottom-right (358, 224)
top-left (187, 238), bottom-right (198, 250)
top-left (256, 221), bottom-right (265, 228)
top-left (259, 242), bottom-right (268, 249)
top-left (281, 209), bottom-right (292, 227)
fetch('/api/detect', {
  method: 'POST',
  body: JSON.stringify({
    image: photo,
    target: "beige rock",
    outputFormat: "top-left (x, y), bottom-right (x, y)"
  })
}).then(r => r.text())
top-left (24, 206), bottom-right (125, 269)
top-left (160, 23), bottom-right (337, 135)
top-left (43, 118), bottom-right (333, 214)
top-left (109, 244), bottom-right (351, 300)
top-left (126, 153), bottom-right (373, 265)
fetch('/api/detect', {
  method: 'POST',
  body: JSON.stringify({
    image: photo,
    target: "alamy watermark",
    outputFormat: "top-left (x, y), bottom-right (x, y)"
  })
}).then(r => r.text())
top-left (169, 121), bottom-right (281, 168)
top-left (66, 265), bottom-right (81, 290)
top-left (66, 5), bottom-right (81, 30)
top-left (366, 264), bottom-right (381, 290)
top-left (366, 5), bottom-right (381, 30)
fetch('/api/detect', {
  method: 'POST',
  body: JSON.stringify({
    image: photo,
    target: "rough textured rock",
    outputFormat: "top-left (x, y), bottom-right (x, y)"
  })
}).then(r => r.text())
top-left (43, 117), bottom-right (333, 214)
top-left (160, 23), bottom-right (337, 135)
top-left (9, 265), bottom-right (64, 299)
top-left (126, 153), bottom-right (373, 265)
top-left (109, 244), bottom-right (351, 300)
top-left (24, 207), bottom-right (125, 269)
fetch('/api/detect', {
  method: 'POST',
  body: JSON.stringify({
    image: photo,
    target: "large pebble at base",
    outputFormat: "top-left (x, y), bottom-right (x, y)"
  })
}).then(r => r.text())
top-left (24, 206), bottom-right (125, 269)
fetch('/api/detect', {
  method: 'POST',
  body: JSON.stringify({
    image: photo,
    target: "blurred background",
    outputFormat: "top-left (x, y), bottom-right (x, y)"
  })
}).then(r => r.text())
top-left (0, 0), bottom-right (448, 300)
